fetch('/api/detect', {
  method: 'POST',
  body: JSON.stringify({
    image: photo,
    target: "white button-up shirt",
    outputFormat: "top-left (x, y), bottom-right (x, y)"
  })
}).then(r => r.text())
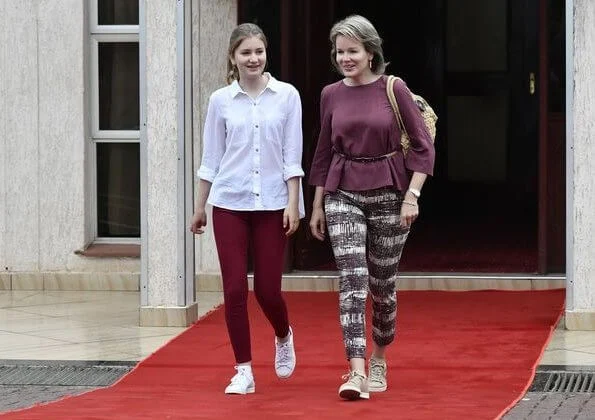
top-left (198, 74), bottom-right (305, 217)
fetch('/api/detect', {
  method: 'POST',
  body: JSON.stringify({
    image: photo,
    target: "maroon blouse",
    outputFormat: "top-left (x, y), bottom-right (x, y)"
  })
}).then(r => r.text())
top-left (308, 75), bottom-right (435, 193)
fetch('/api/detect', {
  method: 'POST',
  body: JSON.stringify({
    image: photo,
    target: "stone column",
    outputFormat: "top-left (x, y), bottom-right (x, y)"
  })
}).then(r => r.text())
top-left (0, 0), bottom-right (87, 286)
top-left (192, 0), bottom-right (237, 289)
top-left (140, 0), bottom-right (197, 326)
top-left (1, 1), bottom-right (41, 276)
top-left (566, 0), bottom-right (595, 330)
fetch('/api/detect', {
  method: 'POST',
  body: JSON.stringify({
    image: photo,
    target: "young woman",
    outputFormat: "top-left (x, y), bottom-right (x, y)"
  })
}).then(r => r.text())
top-left (309, 15), bottom-right (435, 400)
top-left (190, 23), bottom-right (304, 395)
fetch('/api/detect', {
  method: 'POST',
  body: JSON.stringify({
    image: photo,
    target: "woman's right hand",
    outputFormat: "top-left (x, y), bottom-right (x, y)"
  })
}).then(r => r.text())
top-left (309, 207), bottom-right (326, 241)
top-left (189, 208), bottom-right (207, 234)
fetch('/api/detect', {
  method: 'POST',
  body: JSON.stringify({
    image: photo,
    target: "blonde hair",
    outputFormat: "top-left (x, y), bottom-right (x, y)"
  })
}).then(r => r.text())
top-left (329, 15), bottom-right (387, 75)
top-left (226, 23), bottom-right (268, 84)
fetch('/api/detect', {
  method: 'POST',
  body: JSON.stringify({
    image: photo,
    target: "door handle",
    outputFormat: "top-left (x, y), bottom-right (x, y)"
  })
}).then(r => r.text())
top-left (529, 72), bottom-right (536, 95)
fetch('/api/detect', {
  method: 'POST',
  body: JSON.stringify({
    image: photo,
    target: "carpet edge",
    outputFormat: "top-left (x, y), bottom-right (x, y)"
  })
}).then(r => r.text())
top-left (493, 301), bottom-right (565, 420)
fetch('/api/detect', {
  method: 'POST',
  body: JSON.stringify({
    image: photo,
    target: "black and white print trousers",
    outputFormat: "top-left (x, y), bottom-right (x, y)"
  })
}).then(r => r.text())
top-left (324, 188), bottom-right (410, 360)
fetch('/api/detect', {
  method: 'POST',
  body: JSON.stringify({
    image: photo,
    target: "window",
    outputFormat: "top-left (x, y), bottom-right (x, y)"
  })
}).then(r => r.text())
top-left (90, 0), bottom-right (140, 240)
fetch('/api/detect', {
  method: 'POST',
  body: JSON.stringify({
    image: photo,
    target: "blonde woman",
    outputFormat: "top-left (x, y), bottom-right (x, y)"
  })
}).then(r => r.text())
top-left (309, 15), bottom-right (435, 400)
top-left (190, 23), bottom-right (305, 395)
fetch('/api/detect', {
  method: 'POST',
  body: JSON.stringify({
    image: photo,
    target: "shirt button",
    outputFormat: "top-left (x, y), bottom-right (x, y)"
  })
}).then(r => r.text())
top-left (255, 149), bottom-right (259, 152)
top-left (255, 170), bottom-right (259, 174)
top-left (255, 193), bottom-right (260, 196)
top-left (255, 125), bottom-right (259, 128)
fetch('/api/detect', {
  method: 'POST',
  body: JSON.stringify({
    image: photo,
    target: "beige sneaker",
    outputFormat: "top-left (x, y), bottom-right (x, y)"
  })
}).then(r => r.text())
top-left (338, 371), bottom-right (370, 400)
top-left (368, 357), bottom-right (387, 392)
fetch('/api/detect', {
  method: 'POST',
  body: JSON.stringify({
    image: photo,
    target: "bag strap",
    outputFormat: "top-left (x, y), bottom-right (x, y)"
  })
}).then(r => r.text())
top-left (386, 75), bottom-right (409, 139)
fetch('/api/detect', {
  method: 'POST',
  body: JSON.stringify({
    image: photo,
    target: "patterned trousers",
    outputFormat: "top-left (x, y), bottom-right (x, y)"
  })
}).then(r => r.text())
top-left (325, 188), bottom-right (410, 360)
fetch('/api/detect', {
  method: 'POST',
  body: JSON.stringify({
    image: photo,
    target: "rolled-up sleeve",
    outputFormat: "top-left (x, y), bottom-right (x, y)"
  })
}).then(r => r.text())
top-left (395, 79), bottom-right (435, 176)
top-left (282, 87), bottom-right (305, 181)
top-left (308, 86), bottom-right (333, 186)
top-left (197, 92), bottom-right (226, 182)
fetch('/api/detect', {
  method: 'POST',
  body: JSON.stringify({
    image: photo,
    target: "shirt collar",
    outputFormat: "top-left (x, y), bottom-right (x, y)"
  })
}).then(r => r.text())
top-left (230, 73), bottom-right (280, 98)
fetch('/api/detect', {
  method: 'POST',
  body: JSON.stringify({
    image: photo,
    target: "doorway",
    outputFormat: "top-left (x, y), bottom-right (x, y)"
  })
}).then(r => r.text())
top-left (238, 0), bottom-right (564, 273)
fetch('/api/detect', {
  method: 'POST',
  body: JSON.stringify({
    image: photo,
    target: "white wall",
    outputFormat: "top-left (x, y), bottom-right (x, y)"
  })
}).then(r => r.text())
top-left (0, 0), bottom-right (233, 286)
top-left (0, 1), bottom-right (9, 273)
top-left (145, 0), bottom-right (179, 304)
top-left (569, 0), bottom-right (595, 314)
top-left (0, 2), bottom-right (8, 274)
top-left (141, 0), bottom-right (235, 304)
top-left (192, 0), bottom-right (237, 274)
top-left (0, 0), bottom-right (235, 291)
top-left (38, 0), bottom-right (87, 271)
top-left (2, 1), bottom-right (41, 272)
top-left (0, 0), bottom-right (139, 280)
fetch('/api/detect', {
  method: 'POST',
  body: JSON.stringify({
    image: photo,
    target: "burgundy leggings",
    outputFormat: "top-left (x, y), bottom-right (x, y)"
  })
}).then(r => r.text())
top-left (212, 207), bottom-right (290, 364)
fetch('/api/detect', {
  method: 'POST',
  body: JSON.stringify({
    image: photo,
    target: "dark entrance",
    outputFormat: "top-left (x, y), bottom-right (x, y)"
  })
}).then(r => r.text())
top-left (238, 0), bottom-right (565, 273)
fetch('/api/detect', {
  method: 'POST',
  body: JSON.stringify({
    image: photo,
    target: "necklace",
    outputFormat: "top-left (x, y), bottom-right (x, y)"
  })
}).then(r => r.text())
top-left (239, 73), bottom-right (269, 98)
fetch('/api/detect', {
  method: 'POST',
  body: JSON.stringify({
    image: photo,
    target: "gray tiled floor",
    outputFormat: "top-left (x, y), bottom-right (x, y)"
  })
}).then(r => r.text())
top-left (0, 291), bottom-right (223, 361)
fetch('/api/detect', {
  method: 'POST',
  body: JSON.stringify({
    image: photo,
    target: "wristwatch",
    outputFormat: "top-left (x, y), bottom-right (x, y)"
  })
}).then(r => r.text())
top-left (408, 188), bottom-right (421, 198)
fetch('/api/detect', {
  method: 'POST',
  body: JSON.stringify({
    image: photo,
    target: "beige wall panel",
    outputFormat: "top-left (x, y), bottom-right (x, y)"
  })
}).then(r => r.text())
top-left (2, 1), bottom-right (40, 271)
top-left (570, 0), bottom-right (595, 312)
top-left (192, 0), bottom-right (237, 274)
top-left (37, 0), bottom-right (87, 270)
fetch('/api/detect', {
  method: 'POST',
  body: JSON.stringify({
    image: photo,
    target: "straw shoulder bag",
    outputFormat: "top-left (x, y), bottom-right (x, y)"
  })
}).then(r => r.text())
top-left (386, 75), bottom-right (437, 156)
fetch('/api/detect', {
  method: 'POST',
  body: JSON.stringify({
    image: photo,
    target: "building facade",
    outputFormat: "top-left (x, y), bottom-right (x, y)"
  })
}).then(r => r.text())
top-left (0, 0), bottom-right (593, 329)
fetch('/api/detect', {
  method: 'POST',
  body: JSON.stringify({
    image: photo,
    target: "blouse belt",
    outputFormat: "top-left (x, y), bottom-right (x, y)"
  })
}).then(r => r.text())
top-left (332, 147), bottom-right (399, 163)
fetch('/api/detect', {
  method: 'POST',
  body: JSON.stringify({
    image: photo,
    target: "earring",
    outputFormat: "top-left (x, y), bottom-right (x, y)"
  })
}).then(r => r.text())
top-left (369, 60), bottom-right (372, 69)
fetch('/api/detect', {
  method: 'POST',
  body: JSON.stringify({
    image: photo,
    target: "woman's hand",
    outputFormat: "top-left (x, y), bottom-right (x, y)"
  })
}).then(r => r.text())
top-left (400, 200), bottom-right (418, 228)
top-left (309, 207), bottom-right (326, 241)
top-left (284, 205), bottom-right (300, 236)
top-left (189, 208), bottom-right (207, 234)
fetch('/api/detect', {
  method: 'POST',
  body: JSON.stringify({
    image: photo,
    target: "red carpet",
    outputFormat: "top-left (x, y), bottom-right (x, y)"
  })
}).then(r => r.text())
top-left (1, 290), bottom-right (564, 420)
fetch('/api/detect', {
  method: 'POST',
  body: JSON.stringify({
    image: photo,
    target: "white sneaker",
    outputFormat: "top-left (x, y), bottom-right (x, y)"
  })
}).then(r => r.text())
top-left (224, 366), bottom-right (255, 395)
top-left (275, 326), bottom-right (296, 378)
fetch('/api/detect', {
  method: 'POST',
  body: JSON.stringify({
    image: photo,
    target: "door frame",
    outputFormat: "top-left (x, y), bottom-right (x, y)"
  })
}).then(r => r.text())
top-left (538, 0), bottom-right (548, 273)
top-left (538, 0), bottom-right (567, 274)
top-left (238, 0), bottom-right (564, 274)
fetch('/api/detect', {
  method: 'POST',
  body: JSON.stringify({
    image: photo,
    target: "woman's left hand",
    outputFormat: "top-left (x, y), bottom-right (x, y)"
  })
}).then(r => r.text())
top-left (400, 200), bottom-right (419, 228)
top-left (283, 205), bottom-right (300, 236)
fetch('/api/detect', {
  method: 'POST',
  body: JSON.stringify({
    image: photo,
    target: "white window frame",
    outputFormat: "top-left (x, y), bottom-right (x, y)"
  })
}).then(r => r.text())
top-left (90, 34), bottom-right (140, 139)
top-left (89, 0), bottom-right (140, 243)
top-left (90, 0), bottom-right (139, 34)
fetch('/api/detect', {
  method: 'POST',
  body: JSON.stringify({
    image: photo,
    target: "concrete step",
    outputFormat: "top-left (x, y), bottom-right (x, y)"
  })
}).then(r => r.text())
top-left (197, 271), bottom-right (565, 292)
